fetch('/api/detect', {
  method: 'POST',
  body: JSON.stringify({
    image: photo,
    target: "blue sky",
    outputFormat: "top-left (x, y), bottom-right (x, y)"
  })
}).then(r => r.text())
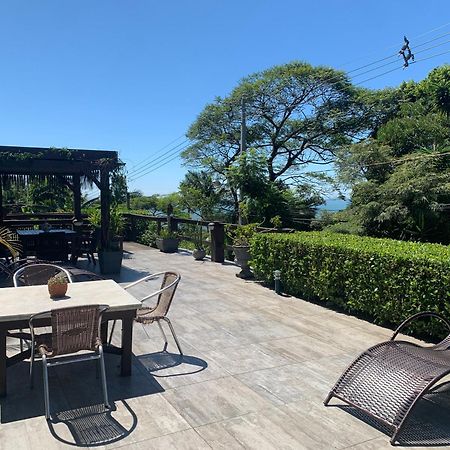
top-left (0, 1), bottom-right (449, 196)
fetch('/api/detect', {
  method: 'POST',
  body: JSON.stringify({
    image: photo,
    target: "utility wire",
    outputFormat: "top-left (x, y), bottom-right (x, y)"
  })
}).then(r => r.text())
top-left (130, 44), bottom-right (448, 184)
top-left (278, 150), bottom-right (450, 181)
top-left (128, 139), bottom-right (189, 177)
top-left (338, 20), bottom-right (450, 68)
top-left (130, 134), bottom-right (186, 172)
top-left (128, 29), bottom-right (449, 180)
top-left (411, 48), bottom-right (450, 63)
top-left (129, 27), bottom-right (450, 183)
top-left (129, 145), bottom-right (191, 182)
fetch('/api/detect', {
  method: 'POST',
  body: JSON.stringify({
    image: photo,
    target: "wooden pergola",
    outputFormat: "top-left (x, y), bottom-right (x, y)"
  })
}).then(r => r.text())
top-left (0, 145), bottom-right (121, 248)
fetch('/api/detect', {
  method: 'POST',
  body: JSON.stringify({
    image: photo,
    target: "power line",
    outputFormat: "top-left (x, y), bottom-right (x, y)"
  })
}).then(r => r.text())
top-left (129, 145), bottom-right (191, 182)
top-left (279, 150), bottom-right (450, 180)
top-left (338, 21), bottom-right (450, 69)
top-left (129, 26), bottom-right (450, 183)
top-left (128, 139), bottom-right (189, 177)
top-left (130, 134), bottom-right (186, 172)
top-left (127, 31), bottom-right (444, 182)
top-left (129, 46), bottom-right (447, 184)
top-left (411, 48), bottom-right (450, 64)
top-left (127, 140), bottom-right (188, 178)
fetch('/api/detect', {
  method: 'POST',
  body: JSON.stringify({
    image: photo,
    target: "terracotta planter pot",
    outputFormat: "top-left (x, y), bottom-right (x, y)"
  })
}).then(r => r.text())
top-left (48, 283), bottom-right (68, 298)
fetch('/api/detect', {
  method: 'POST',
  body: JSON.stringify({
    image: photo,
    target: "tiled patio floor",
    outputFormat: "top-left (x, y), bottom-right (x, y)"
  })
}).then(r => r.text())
top-left (1, 242), bottom-right (450, 449)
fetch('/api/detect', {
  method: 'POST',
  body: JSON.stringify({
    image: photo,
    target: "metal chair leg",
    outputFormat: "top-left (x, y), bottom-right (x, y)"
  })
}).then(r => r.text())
top-left (98, 346), bottom-right (110, 409)
top-left (156, 320), bottom-right (169, 352)
top-left (108, 320), bottom-right (117, 345)
top-left (162, 317), bottom-right (183, 355)
top-left (42, 355), bottom-right (50, 420)
top-left (30, 346), bottom-right (35, 388)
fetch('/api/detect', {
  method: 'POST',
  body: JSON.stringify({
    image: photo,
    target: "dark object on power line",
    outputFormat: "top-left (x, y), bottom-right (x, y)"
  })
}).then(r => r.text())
top-left (399, 36), bottom-right (415, 68)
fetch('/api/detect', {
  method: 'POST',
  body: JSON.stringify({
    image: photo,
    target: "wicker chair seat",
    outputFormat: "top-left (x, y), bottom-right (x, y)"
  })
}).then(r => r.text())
top-left (325, 312), bottom-right (450, 445)
top-left (135, 307), bottom-right (158, 324)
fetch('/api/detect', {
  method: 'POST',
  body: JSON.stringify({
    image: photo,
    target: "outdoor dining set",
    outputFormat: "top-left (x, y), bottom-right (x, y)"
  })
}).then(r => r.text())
top-left (0, 255), bottom-right (183, 420)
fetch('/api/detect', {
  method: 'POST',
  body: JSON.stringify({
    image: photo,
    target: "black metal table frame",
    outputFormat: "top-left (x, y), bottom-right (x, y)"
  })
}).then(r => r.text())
top-left (0, 308), bottom-right (137, 397)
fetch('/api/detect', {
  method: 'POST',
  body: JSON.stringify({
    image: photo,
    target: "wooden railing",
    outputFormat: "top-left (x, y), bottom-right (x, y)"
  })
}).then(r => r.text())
top-left (2, 213), bottom-right (89, 232)
top-left (122, 212), bottom-right (294, 263)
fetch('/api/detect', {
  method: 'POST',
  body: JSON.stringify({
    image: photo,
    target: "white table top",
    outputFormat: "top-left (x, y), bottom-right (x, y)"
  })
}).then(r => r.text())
top-left (0, 280), bottom-right (141, 322)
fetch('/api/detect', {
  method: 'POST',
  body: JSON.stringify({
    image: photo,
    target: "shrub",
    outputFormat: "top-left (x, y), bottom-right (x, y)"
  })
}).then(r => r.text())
top-left (139, 222), bottom-right (158, 247)
top-left (251, 232), bottom-right (450, 339)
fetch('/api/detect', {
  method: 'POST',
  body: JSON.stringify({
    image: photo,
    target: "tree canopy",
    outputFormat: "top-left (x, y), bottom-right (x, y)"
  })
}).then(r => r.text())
top-left (332, 64), bottom-right (450, 242)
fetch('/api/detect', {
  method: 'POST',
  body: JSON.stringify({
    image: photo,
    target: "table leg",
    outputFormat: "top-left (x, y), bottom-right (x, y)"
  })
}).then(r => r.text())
top-left (121, 311), bottom-right (135, 376)
top-left (0, 326), bottom-right (7, 397)
top-left (100, 320), bottom-right (108, 344)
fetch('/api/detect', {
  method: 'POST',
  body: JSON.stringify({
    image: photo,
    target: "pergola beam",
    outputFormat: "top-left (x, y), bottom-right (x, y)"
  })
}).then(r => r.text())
top-left (0, 146), bottom-right (120, 243)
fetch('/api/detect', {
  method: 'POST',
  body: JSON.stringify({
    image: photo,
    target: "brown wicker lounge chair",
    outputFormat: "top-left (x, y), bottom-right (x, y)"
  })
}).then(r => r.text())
top-left (108, 271), bottom-right (182, 354)
top-left (29, 305), bottom-right (110, 419)
top-left (324, 312), bottom-right (450, 445)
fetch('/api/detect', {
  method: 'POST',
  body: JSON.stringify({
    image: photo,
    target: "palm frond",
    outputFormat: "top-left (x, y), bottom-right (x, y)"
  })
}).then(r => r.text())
top-left (0, 227), bottom-right (21, 258)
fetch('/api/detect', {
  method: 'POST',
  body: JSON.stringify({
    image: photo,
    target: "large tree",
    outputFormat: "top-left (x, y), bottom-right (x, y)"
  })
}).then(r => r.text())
top-left (181, 61), bottom-right (394, 224)
top-left (183, 62), bottom-right (381, 184)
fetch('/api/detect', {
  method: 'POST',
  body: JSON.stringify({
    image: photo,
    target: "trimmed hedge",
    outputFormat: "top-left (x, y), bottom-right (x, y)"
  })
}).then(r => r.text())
top-left (251, 232), bottom-right (450, 338)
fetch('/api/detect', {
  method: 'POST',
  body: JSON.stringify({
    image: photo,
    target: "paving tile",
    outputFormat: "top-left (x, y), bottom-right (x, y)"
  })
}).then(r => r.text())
top-left (258, 333), bottom-right (348, 362)
top-left (119, 429), bottom-right (211, 449)
top-left (196, 405), bottom-right (329, 449)
top-left (199, 343), bottom-right (294, 375)
top-left (163, 376), bottom-right (272, 427)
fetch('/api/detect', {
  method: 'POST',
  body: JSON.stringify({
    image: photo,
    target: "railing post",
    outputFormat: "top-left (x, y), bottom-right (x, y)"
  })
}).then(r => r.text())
top-left (209, 221), bottom-right (224, 263)
top-left (129, 214), bottom-right (137, 242)
top-left (167, 215), bottom-right (178, 233)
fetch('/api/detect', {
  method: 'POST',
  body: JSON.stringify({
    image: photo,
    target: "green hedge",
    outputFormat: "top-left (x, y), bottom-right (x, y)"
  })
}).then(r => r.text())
top-left (251, 232), bottom-right (450, 338)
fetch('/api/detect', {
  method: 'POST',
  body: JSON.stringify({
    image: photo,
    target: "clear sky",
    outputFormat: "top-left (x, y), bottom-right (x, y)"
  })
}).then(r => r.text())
top-left (0, 1), bottom-right (449, 196)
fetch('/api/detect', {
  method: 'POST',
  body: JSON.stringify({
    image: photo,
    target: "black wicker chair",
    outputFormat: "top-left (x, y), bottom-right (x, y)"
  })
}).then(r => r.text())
top-left (325, 312), bottom-right (450, 445)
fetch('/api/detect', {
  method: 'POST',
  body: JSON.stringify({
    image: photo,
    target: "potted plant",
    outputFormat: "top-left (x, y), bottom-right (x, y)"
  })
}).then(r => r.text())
top-left (47, 274), bottom-right (69, 298)
top-left (192, 223), bottom-right (206, 261)
top-left (89, 207), bottom-right (125, 274)
top-left (228, 223), bottom-right (258, 279)
top-left (156, 228), bottom-right (179, 253)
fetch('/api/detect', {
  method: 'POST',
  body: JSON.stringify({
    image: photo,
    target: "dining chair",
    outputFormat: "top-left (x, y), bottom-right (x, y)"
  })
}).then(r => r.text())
top-left (13, 263), bottom-right (73, 287)
top-left (29, 305), bottom-right (110, 419)
top-left (12, 264), bottom-right (74, 351)
top-left (108, 271), bottom-right (183, 355)
top-left (77, 228), bottom-right (100, 265)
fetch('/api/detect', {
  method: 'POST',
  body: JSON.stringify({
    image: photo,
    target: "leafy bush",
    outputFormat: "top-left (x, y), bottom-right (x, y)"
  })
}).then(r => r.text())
top-left (158, 228), bottom-right (179, 239)
top-left (251, 231), bottom-right (450, 339)
top-left (139, 222), bottom-right (158, 247)
top-left (227, 223), bottom-right (259, 246)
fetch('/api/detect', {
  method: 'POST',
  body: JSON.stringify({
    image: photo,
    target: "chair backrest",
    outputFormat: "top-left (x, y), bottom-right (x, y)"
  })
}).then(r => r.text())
top-left (51, 305), bottom-right (106, 356)
top-left (30, 305), bottom-right (107, 357)
top-left (151, 271), bottom-right (180, 317)
top-left (13, 263), bottom-right (73, 286)
top-left (124, 271), bottom-right (181, 318)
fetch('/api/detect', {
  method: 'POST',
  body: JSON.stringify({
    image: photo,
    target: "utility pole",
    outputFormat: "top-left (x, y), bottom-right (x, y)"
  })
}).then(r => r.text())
top-left (239, 96), bottom-right (247, 225)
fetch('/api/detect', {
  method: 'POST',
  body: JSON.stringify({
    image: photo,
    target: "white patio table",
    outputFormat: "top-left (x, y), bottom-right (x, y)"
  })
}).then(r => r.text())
top-left (0, 279), bottom-right (141, 396)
